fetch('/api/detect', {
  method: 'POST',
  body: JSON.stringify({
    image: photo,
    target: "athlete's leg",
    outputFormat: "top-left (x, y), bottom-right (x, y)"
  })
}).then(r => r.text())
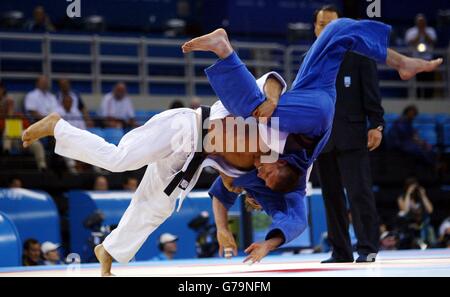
top-left (22, 110), bottom-right (195, 172)
top-left (101, 164), bottom-right (177, 263)
top-left (96, 163), bottom-right (178, 275)
top-left (183, 29), bottom-right (265, 118)
top-left (292, 18), bottom-right (441, 90)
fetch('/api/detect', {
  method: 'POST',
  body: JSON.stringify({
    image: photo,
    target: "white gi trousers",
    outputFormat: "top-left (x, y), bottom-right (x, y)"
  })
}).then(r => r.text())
top-left (54, 108), bottom-right (198, 263)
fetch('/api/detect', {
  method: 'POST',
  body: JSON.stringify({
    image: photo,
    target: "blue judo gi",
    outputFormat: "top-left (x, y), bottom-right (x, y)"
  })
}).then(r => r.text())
top-left (205, 18), bottom-right (391, 174)
top-left (209, 172), bottom-right (308, 246)
top-left (206, 18), bottom-right (391, 246)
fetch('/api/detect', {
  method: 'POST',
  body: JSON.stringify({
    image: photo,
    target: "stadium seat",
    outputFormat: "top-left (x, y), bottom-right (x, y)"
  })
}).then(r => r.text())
top-left (435, 114), bottom-right (450, 125)
top-left (414, 113), bottom-right (435, 124)
top-left (383, 113), bottom-right (398, 123)
top-left (135, 110), bottom-right (158, 125)
top-left (413, 123), bottom-right (437, 146)
top-left (443, 123), bottom-right (450, 152)
top-left (88, 111), bottom-right (98, 120)
top-left (103, 128), bottom-right (124, 145)
top-left (87, 127), bottom-right (105, 139)
top-left (383, 113), bottom-right (398, 134)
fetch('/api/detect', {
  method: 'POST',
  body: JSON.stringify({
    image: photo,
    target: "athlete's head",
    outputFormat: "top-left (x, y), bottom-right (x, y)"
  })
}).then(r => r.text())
top-left (256, 159), bottom-right (300, 193)
top-left (314, 5), bottom-right (340, 37)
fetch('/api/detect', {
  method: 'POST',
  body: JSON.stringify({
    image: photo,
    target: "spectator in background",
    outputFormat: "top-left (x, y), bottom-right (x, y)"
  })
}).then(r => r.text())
top-left (379, 231), bottom-right (399, 251)
top-left (437, 217), bottom-right (450, 248)
top-left (99, 82), bottom-right (136, 128)
top-left (405, 14), bottom-right (438, 98)
top-left (405, 14), bottom-right (437, 61)
top-left (387, 105), bottom-right (436, 166)
top-left (0, 81), bottom-right (14, 117)
top-left (56, 94), bottom-right (86, 130)
top-left (25, 75), bottom-right (58, 121)
top-left (23, 238), bottom-right (43, 266)
top-left (57, 79), bottom-right (93, 127)
top-left (397, 178), bottom-right (435, 249)
top-left (24, 6), bottom-right (55, 32)
top-left (8, 177), bottom-right (23, 188)
top-left (1, 81), bottom-right (48, 171)
top-left (189, 97), bottom-right (201, 109)
top-left (41, 241), bottom-right (64, 265)
top-left (153, 233), bottom-right (178, 260)
top-left (123, 176), bottom-right (139, 191)
top-left (93, 175), bottom-right (109, 191)
top-left (169, 99), bottom-right (185, 109)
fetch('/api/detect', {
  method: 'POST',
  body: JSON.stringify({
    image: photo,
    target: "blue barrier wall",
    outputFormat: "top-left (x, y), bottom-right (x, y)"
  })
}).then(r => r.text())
top-left (308, 189), bottom-right (327, 247)
top-left (0, 189), bottom-right (61, 248)
top-left (68, 190), bottom-right (135, 262)
top-left (68, 190), bottom-right (237, 262)
top-left (68, 189), bottom-right (326, 262)
top-left (0, 211), bottom-right (22, 267)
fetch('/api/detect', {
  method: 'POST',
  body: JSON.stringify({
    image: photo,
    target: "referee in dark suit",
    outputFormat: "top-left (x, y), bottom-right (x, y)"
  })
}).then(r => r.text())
top-left (308, 6), bottom-right (385, 263)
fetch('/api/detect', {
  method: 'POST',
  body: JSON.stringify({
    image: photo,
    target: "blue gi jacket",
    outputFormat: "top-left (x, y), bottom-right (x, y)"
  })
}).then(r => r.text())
top-left (208, 171), bottom-right (308, 246)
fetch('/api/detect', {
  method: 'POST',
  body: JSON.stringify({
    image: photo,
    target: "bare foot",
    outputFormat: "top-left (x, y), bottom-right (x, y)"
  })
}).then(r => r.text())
top-left (398, 57), bottom-right (443, 80)
top-left (181, 28), bottom-right (233, 59)
top-left (22, 112), bottom-right (61, 148)
top-left (94, 244), bottom-right (115, 277)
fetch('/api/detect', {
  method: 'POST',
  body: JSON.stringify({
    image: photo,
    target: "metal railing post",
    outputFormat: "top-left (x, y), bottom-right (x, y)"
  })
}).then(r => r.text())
top-left (184, 52), bottom-right (195, 98)
top-left (407, 49), bottom-right (417, 100)
top-left (42, 33), bottom-right (51, 87)
top-left (447, 45), bottom-right (450, 99)
top-left (91, 35), bottom-right (101, 94)
top-left (139, 38), bottom-right (148, 95)
top-left (284, 46), bottom-right (293, 87)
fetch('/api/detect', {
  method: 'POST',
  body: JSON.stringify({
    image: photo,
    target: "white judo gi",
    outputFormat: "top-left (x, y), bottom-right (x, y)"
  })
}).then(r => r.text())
top-left (53, 72), bottom-right (286, 263)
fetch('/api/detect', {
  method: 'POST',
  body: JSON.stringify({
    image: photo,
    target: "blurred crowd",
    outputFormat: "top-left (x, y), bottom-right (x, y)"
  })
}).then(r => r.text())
top-left (0, 75), bottom-right (201, 174)
top-left (317, 177), bottom-right (450, 253)
top-left (22, 231), bottom-right (181, 267)
top-left (0, 2), bottom-right (202, 36)
top-left (22, 238), bottom-right (64, 266)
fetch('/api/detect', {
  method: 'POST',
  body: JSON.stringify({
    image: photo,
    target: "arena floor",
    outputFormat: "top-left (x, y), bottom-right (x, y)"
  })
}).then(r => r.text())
top-left (1, 249), bottom-right (449, 277)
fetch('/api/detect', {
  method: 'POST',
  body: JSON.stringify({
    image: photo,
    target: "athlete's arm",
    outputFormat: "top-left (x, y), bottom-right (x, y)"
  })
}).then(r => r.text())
top-left (219, 171), bottom-right (243, 194)
top-left (244, 232), bottom-right (284, 264)
top-left (252, 74), bottom-right (283, 119)
top-left (212, 196), bottom-right (238, 258)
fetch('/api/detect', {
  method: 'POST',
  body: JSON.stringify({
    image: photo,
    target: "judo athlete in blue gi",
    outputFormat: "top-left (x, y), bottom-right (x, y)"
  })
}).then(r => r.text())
top-left (182, 18), bottom-right (442, 263)
top-left (209, 168), bottom-right (310, 264)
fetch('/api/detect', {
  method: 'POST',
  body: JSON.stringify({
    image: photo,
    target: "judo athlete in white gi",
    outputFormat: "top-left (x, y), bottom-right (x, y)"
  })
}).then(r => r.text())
top-left (21, 73), bottom-right (294, 276)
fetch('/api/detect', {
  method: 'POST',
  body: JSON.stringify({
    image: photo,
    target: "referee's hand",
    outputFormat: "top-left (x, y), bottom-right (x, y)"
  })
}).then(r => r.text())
top-left (367, 128), bottom-right (382, 151)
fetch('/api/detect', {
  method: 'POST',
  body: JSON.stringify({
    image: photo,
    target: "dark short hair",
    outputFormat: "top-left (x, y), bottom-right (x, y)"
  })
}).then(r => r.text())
top-left (169, 100), bottom-right (185, 109)
top-left (8, 176), bottom-right (21, 186)
top-left (23, 238), bottom-right (40, 250)
top-left (0, 81), bottom-right (7, 96)
top-left (403, 177), bottom-right (418, 192)
top-left (123, 176), bottom-right (138, 184)
top-left (313, 4), bottom-right (341, 23)
top-left (271, 163), bottom-right (301, 193)
top-left (402, 105), bottom-right (418, 116)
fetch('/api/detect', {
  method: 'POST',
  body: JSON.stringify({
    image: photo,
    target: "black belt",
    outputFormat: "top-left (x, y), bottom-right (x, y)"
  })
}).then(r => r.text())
top-left (164, 105), bottom-right (210, 197)
top-left (283, 133), bottom-right (318, 156)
